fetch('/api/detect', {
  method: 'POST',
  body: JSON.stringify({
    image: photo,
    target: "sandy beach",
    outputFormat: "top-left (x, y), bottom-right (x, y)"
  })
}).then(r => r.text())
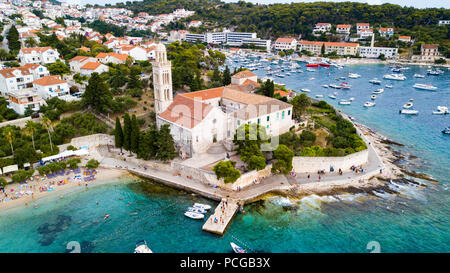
top-left (0, 167), bottom-right (129, 212)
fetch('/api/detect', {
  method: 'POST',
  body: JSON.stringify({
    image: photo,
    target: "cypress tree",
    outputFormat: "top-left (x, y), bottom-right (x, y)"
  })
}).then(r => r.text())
top-left (7, 25), bottom-right (20, 52)
top-left (123, 113), bottom-right (131, 151)
top-left (130, 114), bottom-right (139, 153)
top-left (155, 124), bottom-right (177, 161)
top-left (222, 65), bottom-right (231, 85)
top-left (212, 66), bottom-right (221, 83)
top-left (114, 117), bottom-right (123, 152)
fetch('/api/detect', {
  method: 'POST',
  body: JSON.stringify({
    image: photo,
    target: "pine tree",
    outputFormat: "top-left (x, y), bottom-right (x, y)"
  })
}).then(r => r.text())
top-left (212, 66), bottom-right (221, 82)
top-left (114, 117), bottom-right (123, 152)
top-left (7, 25), bottom-right (21, 52)
top-left (222, 65), bottom-right (231, 85)
top-left (155, 124), bottom-right (177, 161)
top-left (130, 114), bottom-right (140, 153)
top-left (82, 72), bottom-right (112, 113)
top-left (123, 113), bottom-right (131, 151)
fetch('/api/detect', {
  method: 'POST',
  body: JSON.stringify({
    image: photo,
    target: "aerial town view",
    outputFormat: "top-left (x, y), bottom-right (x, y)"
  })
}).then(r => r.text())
top-left (0, 0), bottom-right (448, 261)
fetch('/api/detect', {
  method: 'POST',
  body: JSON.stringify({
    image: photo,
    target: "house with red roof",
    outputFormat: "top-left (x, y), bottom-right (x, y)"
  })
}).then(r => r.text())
top-left (18, 47), bottom-right (60, 66)
top-left (313, 23), bottom-right (332, 33)
top-left (274, 37), bottom-right (298, 50)
top-left (32, 75), bottom-right (70, 100)
top-left (79, 62), bottom-right (109, 76)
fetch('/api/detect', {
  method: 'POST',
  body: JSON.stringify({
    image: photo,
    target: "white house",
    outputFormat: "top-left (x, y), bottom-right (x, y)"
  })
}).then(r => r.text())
top-left (357, 23), bottom-right (371, 33)
top-left (32, 75), bottom-right (71, 100)
top-left (18, 47), bottom-right (61, 66)
top-left (231, 70), bottom-right (258, 85)
top-left (358, 28), bottom-right (373, 39)
top-left (114, 45), bottom-right (148, 61)
top-left (79, 62), bottom-right (109, 76)
top-left (188, 20), bottom-right (202, 28)
top-left (69, 56), bottom-right (96, 73)
top-left (96, 52), bottom-right (129, 64)
top-left (336, 24), bottom-right (351, 34)
top-left (438, 20), bottom-right (450, 26)
top-left (379, 27), bottom-right (394, 38)
top-left (274, 38), bottom-right (297, 51)
top-left (7, 90), bottom-right (44, 115)
top-left (358, 46), bottom-right (398, 59)
top-left (313, 23), bottom-right (331, 33)
top-left (0, 67), bottom-right (34, 96)
top-left (398, 36), bottom-right (411, 43)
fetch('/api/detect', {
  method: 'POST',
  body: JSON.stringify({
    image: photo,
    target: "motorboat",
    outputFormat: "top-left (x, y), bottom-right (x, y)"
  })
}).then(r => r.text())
top-left (187, 207), bottom-right (207, 214)
top-left (306, 68), bottom-right (315, 72)
top-left (339, 100), bottom-right (351, 105)
top-left (193, 203), bottom-right (211, 210)
top-left (385, 84), bottom-right (393, 88)
top-left (403, 102), bottom-right (413, 109)
top-left (399, 109), bottom-right (419, 115)
top-left (184, 211), bottom-right (205, 220)
top-left (414, 74), bottom-right (425, 78)
top-left (301, 88), bottom-right (311, 92)
top-left (371, 95), bottom-right (377, 100)
top-left (383, 74), bottom-right (406, 80)
top-left (369, 78), bottom-right (381, 85)
top-left (348, 73), bottom-right (361, 79)
top-left (319, 63), bottom-right (330, 67)
top-left (413, 83), bottom-right (437, 91)
top-left (275, 74), bottom-right (285, 78)
top-left (329, 84), bottom-right (342, 89)
top-left (373, 88), bottom-right (384, 94)
top-left (427, 69), bottom-right (440, 76)
top-left (349, 97), bottom-right (355, 101)
top-left (432, 106), bottom-right (449, 115)
top-left (286, 72), bottom-right (291, 76)
top-left (134, 240), bottom-right (153, 253)
top-left (315, 94), bottom-right (324, 98)
top-left (309, 77), bottom-right (315, 80)
top-left (328, 94), bottom-right (337, 99)
top-left (306, 64), bottom-right (319, 67)
top-left (339, 83), bottom-right (351, 89)
top-left (364, 101), bottom-right (376, 107)
top-left (230, 242), bottom-right (246, 253)
top-left (321, 84), bottom-right (329, 88)
top-left (442, 127), bottom-right (450, 135)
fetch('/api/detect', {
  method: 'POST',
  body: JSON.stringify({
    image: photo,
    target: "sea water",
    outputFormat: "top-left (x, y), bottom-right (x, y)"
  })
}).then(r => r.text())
top-left (0, 63), bottom-right (448, 253)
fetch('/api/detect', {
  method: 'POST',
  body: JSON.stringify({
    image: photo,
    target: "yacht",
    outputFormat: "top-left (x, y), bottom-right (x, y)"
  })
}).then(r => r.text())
top-left (193, 203), bottom-right (211, 210)
top-left (432, 106), bottom-right (449, 115)
top-left (385, 84), bottom-right (393, 88)
top-left (339, 83), bottom-right (351, 89)
top-left (414, 73), bottom-right (425, 78)
top-left (383, 74), bottom-right (406, 80)
top-left (349, 97), bottom-right (355, 101)
top-left (306, 68), bottom-right (315, 72)
top-left (184, 211), bottom-right (205, 220)
top-left (369, 78), bottom-right (381, 85)
top-left (348, 73), bottom-right (361, 79)
top-left (399, 109), bottom-right (419, 115)
top-left (134, 240), bottom-right (153, 253)
top-left (329, 84), bottom-right (342, 89)
top-left (442, 127), bottom-right (450, 135)
top-left (301, 88), bottom-right (311, 92)
top-left (413, 83), bottom-right (437, 91)
top-left (364, 101), bottom-right (376, 107)
top-left (427, 69), bottom-right (440, 75)
top-left (321, 84), bottom-right (329, 88)
top-left (339, 100), bottom-right (351, 105)
top-left (315, 94), bottom-right (324, 98)
top-left (328, 94), bottom-right (337, 99)
top-left (275, 74), bottom-right (285, 78)
top-left (373, 88), bottom-right (384, 94)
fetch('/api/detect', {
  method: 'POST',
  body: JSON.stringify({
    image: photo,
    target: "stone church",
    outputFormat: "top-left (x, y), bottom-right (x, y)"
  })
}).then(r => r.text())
top-left (153, 44), bottom-right (294, 158)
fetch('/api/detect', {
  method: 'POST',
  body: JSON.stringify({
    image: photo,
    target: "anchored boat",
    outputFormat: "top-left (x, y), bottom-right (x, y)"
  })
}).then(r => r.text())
top-left (413, 83), bottom-right (437, 91)
top-left (134, 240), bottom-right (153, 253)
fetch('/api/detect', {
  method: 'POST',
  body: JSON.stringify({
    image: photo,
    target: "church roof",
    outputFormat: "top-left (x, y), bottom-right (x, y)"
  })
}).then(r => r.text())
top-left (158, 95), bottom-right (213, 129)
top-left (181, 87), bottom-right (225, 101)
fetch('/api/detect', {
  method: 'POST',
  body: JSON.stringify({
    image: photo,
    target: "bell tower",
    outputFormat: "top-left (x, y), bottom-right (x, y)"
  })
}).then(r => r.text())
top-left (152, 43), bottom-right (173, 114)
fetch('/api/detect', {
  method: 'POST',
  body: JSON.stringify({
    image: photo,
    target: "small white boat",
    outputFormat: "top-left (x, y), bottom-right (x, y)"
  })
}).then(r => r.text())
top-left (414, 74), bottom-right (425, 78)
top-left (315, 94), bottom-right (324, 98)
top-left (306, 68), bottom-right (315, 72)
top-left (230, 242), bottom-right (246, 253)
top-left (348, 73), bottom-right (361, 79)
top-left (413, 83), bottom-right (437, 91)
top-left (349, 97), bottom-right (355, 101)
top-left (309, 77), bottom-right (314, 80)
top-left (328, 94), bottom-right (337, 99)
top-left (403, 102), bottom-right (413, 109)
top-left (364, 101), bottom-right (376, 107)
top-left (400, 109), bottom-right (419, 115)
top-left (134, 240), bottom-right (153, 253)
top-left (193, 203), bottom-right (211, 210)
top-left (373, 88), bottom-right (384, 94)
top-left (187, 207), bottom-right (207, 214)
top-left (371, 95), bottom-right (377, 100)
top-left (369, 78), bottom-right (381, 85)
top-left (432, 106), bottom-right (449, 115)
top-left (329, 84), bottom-right (342, 89)
top-left (385, 85), bottom-right (393, 88)
top-left (301, 88), bottom-right (311, 92)
top-left (184, 211), bottom-right (205, 220)
top-left (339, 100), bottom-right (351, 105)
top-left (384, 74), bottom-right (406, 80)
top-left (321, 84), bottom-right (329, 88)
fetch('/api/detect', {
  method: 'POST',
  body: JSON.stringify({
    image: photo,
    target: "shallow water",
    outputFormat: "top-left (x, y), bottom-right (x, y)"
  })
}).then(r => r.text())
top-left (0, 63), bottom-right (449, 253)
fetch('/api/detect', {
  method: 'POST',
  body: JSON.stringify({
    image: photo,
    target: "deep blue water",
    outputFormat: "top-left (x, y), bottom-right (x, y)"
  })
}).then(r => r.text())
top-left (0, 63), bottom-right (449, 253)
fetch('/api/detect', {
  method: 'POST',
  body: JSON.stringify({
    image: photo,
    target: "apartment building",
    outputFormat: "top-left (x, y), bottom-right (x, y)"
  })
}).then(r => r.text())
top-left (7, 90), bottom-right (44, 115)
top-left (18, 47), bottom-right (60, 66)
top-left (32, 75), bottom-right (70, 100)
top-left (299, 41), bottom-right (359, 56)
top-left (274, 38), bottom-right (298, 50)
top-left (336, 24), bottom-right (351, 34)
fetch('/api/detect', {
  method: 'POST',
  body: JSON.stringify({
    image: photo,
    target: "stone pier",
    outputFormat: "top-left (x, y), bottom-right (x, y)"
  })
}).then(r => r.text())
top-left (202, 199), bottom-right (240, 236)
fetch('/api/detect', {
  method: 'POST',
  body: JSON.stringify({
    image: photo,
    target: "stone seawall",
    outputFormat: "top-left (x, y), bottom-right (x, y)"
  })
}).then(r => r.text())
top-left (292, 149), bottom-right (369, 173)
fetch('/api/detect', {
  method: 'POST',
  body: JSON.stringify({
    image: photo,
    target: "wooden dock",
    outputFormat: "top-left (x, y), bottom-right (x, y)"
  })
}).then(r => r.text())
top-left (202, 199), bottom-right (240, 236)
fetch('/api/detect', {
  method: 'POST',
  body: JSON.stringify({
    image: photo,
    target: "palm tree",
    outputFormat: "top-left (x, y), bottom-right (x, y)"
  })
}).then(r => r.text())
top-left (3, 127), bottom-right (15, 156)
top-left (42, 117), bottom-right (53, 152)
top-left (25, 120), bottom-right (37, 150)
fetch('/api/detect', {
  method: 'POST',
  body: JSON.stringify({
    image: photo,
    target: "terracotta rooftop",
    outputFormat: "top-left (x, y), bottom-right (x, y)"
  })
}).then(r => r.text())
top-left (275, 37), bottom-right (296, 43)
top-left (80, 62), bottom-right (102, 70)
top-left (33, 75), bottom-right (66, 86)
top-left (232, 70), bottom-right (257, 79)
top-left (20, 47), bottom-right (54, 54)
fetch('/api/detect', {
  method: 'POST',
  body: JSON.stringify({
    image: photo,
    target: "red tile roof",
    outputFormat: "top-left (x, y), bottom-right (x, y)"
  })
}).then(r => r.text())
top-left (232, 70), bottom-right (257, 79)
top-left (33, 75), bottom-right (66, 86)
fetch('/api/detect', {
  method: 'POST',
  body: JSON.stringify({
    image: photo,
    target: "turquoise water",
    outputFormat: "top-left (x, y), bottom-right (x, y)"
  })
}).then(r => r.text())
top-left (0, 63), bottom-right (449, 253)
